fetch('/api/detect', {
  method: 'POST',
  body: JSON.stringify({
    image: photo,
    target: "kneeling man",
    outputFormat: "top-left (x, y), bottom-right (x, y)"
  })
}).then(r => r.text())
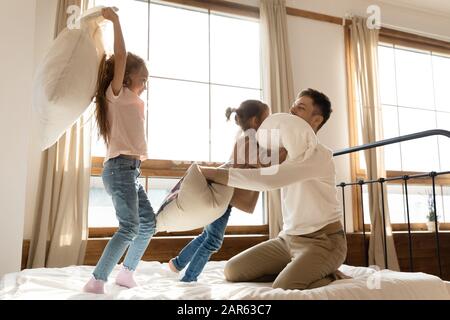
top-left (201, 89), bottom-right (347, 290)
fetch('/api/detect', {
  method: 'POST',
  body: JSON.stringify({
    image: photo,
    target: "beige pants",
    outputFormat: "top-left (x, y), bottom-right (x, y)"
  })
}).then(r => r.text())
top-left (224, 221), bottom-right (347, 290)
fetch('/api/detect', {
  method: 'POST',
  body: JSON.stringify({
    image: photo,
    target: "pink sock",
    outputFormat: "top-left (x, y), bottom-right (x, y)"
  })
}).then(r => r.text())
top-left (116, 267), bottom-right (138, 288)
top-left (83, 277), bottom-right (105, 294)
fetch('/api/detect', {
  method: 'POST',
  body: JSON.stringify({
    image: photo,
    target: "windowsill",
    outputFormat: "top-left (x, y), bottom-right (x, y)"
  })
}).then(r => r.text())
top-left (88, 225), bottom-right (269, 238)
top-left (348, 230), bottom-right (450, 235)
top-left (88, 233), bottom-right (269, 241)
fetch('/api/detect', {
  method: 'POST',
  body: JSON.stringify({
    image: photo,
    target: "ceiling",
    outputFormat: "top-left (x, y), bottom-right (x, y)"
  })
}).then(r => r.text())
top-left (379, 0), bottom-right (450, 18)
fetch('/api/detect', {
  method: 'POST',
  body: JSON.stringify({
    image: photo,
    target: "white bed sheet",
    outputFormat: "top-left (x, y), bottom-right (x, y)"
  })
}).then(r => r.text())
top-left (1, 262), bottom-right (449, 300)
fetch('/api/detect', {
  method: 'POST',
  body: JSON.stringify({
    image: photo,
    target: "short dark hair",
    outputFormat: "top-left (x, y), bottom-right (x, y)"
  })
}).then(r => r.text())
top-left (299, 88), bottom-right (332, 130)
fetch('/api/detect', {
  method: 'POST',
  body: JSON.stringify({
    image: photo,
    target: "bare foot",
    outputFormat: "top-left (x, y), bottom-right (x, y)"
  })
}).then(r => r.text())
top-left (168, 259), bottom-right (179, 273)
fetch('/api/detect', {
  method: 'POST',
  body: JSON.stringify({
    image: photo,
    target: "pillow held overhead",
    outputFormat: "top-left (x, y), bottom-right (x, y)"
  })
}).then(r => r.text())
top-left (33, 6), bottom-right (109, 150)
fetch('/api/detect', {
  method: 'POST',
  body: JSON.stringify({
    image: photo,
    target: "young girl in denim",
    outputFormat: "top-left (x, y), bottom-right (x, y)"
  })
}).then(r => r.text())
top-left (83, 7), bottom-right (155, 294)
top-left (168, 100), bottom-right (274, 282)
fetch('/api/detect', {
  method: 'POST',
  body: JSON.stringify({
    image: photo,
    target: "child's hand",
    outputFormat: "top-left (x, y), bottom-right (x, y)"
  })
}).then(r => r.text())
top-left (102, 7), bottom-right (119, 22)
top-left (279, 147), bottom-right (288, 164)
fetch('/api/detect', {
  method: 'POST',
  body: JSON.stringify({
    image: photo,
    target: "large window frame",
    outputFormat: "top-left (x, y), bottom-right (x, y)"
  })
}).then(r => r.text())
top-left (89, 0), bottom-right (267, 238)
top-left (345, 27), bottom-right (450, 232)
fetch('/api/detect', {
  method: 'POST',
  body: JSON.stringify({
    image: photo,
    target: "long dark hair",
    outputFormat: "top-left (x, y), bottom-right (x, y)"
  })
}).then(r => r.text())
top-left (95, 52), bottom-right (148, 145)
top-left (225, 100), bottom-right (269, 131)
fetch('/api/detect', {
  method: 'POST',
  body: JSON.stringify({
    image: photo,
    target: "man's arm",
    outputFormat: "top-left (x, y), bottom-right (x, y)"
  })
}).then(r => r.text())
top-left (201, 147), bottom-right (333, 192)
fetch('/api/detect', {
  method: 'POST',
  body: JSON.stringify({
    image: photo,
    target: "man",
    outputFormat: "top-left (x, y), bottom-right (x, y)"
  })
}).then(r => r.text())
top-left (200, 88), bottom-right (347, 290)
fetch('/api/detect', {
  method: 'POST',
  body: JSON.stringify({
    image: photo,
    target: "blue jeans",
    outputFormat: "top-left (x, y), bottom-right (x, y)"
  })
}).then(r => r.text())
top-left (172, 206), bottom-right (232, 282)
top-left (93, 156), bottom-right (156, 281)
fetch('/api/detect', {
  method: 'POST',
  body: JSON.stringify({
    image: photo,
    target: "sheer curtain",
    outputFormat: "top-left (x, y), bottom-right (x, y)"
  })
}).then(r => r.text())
top-left (348, 17), bottom-right (400, 270)
top-left (259, 0), bottom-right (295, 238)
top-left (28, 0), bottom-right (93, 268)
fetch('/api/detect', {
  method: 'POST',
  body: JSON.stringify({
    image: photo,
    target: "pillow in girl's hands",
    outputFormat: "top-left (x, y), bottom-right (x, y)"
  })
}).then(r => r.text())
top-left (33, 7), bottom-right (107, 150)
top-left (155, 163), bottom-right (234, 233)
top-left (256, 113), bottom-right (318, 163)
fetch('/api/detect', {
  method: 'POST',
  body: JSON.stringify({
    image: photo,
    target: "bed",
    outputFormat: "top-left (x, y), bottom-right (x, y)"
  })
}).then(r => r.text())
top-left (1, 261), bottom-right (449, 300)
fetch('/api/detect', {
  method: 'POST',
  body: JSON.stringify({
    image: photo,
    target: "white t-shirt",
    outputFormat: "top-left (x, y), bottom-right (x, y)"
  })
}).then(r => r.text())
top-left (227, 143), bottom-right (342, 235)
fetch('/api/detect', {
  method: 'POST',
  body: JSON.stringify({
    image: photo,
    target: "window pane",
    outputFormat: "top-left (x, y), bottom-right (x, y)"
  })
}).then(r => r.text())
top-left (148, 178), bottom-right (179, 211)
top-left (432, 54), bottom-right (450, 112)
top-left (210, 14), bottom-right (261, 88)
top-left (386, 184), bottom-right (405, 224)
top-left (404, 185), bottom-right (443, 223)
top-left (398, 107), bottom-right (439, 172)
top-left (95, 0), bottom-right (149, 58)
top-left (149, 3), bottom-right (209, 82)
top-left (210, 85), bottom-right (262, 163)
top-left (363, 184), bottom-right (444, 224)
top-left (378, 46), bottom-right (397, 106)
top-left (228, 194), bottom-right (265, 226)
top-left (395, 48), bottom-right (434, 110)
top-left (440, 186), bottom-right (450, 223)
top-left (89, 176), bottom-right (116, 227)
top-left (147, 78), bottom-right (209, 161)
top-left (91, 122), bottom-right (107, 157)
top-left (88, 176), bottom-right (146, 227)
top-left (362, 184), bottom-right (405, 224)
top-left (436, 112), bottom-right (450, 171)
top-left (355, 99), bottom-right (366, 171)
top-left (362, 184), bottom-right (370, 224)
top-left (382, 105), bottom-right (402, 171)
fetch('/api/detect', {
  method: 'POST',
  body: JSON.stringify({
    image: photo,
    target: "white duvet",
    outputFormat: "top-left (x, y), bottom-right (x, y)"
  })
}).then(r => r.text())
top-left (1, 261), bottom-right (449, 300)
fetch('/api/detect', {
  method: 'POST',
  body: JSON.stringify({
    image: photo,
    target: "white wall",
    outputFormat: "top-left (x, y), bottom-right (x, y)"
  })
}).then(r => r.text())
top-left (0, 0), bottom-right (37, 277)
top-left (287, 16), bottom-right (353, 230)
top-left (232, 0), bottom-right (450, 40)
top-left (285, 0), bottom-right (450, 40)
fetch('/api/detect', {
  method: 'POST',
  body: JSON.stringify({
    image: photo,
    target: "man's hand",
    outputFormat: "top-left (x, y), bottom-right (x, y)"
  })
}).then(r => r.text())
top-left (102, 7), bottom-right (119, 22)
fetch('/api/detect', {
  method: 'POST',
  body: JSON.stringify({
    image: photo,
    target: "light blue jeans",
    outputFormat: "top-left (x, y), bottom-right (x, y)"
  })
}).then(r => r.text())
top-left (171, 206), bottom-right (232, 282)
top-left (93, 156), bottom-right (156, 281)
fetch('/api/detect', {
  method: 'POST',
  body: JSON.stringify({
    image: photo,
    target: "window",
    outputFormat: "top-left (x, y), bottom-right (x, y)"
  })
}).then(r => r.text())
top-left (353, 40), bottom-right (450, 228)
top-left (89, 0), bottom-right (265, 230)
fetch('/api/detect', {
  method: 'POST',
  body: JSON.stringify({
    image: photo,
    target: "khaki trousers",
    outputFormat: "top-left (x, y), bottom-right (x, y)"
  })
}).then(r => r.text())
top-left (224, 221), bottom-right (347, 290)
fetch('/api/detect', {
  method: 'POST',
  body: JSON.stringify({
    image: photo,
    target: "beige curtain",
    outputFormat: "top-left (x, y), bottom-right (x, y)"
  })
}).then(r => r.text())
top-left (348, 17), bottom-right (399, 270)
top-left (259, 0), bottom-right (295, 238)
top-left (28, 0), bottom-right (92, 268)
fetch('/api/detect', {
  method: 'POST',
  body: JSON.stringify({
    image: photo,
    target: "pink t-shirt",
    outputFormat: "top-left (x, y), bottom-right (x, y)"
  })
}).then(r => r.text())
top-left (104, 84), bottom-right (148, 163)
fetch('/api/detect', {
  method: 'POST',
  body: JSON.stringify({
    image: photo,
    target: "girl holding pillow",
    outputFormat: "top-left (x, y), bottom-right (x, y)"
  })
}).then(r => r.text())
top-left (83, 7), bottom-right (155, 294)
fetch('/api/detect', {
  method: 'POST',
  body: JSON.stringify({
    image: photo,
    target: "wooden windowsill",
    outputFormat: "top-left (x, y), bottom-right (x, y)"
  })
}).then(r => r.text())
top-left (91, 157), bottom-right (225, 178)
top-left (347, 230), bottom-right (450, 235)
top-left (89, 225), bottom-right (269, 238)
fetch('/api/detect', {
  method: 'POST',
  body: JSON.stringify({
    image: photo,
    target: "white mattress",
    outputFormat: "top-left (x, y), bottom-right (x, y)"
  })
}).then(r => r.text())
top-left (1, 261), bottom-right (449, 300)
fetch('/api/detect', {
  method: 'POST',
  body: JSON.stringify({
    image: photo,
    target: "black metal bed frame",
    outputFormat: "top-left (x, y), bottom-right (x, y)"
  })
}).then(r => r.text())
top-left (333, 129), bottom-right (450, 278)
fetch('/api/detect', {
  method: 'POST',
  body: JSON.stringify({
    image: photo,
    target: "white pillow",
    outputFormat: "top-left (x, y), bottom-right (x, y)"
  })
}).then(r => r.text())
top-left (256, 113), bottom-right (318, 162)
top-left (33, 9), bottom-right (106, 150)
top-left (156, 163), bottom-right (234, 233)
